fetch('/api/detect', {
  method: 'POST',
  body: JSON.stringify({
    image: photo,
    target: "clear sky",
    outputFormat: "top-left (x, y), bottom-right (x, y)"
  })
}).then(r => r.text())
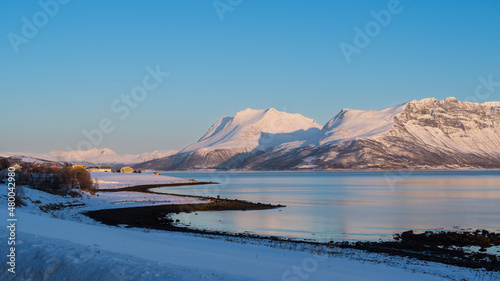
top-left (1, 0), bottom-right (499, 154)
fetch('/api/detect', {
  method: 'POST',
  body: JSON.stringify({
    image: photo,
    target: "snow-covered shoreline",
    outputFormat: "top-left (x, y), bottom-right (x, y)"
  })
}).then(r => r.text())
top-left (1, 173), bottom-right (499, 280)
top-left (91, 172), bottom-right (197, 190)
top-left (2, 205), bottom-right (497, 281)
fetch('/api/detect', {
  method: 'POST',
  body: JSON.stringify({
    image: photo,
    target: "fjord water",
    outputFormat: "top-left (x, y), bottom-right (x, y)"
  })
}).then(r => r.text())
top-left (154, 171), bottom-right (500, 242)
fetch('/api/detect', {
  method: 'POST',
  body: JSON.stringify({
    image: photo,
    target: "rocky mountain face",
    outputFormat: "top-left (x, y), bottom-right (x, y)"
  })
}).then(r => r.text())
top-left (134, 98), bottom-right (500, 170)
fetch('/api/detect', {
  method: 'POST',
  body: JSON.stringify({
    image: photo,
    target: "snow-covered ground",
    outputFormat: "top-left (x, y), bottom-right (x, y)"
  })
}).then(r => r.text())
top-left (4, 173), bottom-right (206, 223)
top-left (2, 206), bottom-right (497, 281)
top-left (1, 173), bottom-right (498, 280)
top-left (91, 172), bottom-right (194, 190)
top-left (21, 185), bottom-right (206, 217)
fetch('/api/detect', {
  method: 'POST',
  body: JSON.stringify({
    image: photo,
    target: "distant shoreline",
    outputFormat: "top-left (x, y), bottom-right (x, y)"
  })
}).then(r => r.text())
top-left (138, 168), bottom-right (500, 173)
top-left (96, 180), bottom-right (218, 193)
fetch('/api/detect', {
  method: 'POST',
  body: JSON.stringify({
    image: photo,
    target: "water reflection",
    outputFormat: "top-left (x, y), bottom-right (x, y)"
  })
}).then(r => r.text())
top-left (154, 171), bottom-right (500, 242)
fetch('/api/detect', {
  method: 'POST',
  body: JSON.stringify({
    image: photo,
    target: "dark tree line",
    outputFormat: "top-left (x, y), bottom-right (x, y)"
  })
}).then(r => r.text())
top-left (10, 162), bottom-right (98, 194)
top-left (0, 158), bottom-right (11, 170)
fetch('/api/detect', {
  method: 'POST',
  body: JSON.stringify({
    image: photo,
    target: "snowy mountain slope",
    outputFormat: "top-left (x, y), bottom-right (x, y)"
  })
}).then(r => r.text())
top-left (49, 147), bottom-right (122, 163)
top-left (136, 150), bottom-right (178, 162)
top-left (306, 102), bottom-right (407, 146)
top-left (135, 108), bottom-right (322, 170)
top-left (0, 154), bottom-right (58, 165)
top-left (0, 148), bottom-right (178, 165)
top-left (483, 101), bottom-right (500, 108)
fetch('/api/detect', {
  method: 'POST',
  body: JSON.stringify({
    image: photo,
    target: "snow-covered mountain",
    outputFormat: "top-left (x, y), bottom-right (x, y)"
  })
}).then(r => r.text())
top-left (136, 98), bottom-right (500, 170)
top-left (243, 97), bottom-right (500, 169)
top-left (182, 108), bottom-right (321, 153)
top-left (0, 149), bottom-right (178, 166)
top-left (135, 108), bottom-right (322, 170)
top-left (49, 148), bottom-right (119, 163)
top-left (137, 150), bottom-right (178, 163)
top-left (9, 98), bottom-right (498, 170)
top-left (306, 102), bottom-right (407, 146)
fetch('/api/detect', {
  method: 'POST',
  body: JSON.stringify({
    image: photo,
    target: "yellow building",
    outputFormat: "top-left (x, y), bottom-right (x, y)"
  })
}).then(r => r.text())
top-left (12, 164), bottom-right (22, 171)
top-left (120, 166), bottom-right (133, 173)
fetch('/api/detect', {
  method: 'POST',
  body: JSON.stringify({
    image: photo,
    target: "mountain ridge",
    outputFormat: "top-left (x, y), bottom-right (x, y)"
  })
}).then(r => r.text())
top-left (4, 98), bottom-right (500, 170)
top-left (135, 98), bottom-right (500, 170)
top-left (0, 149), bottom-right (178, 166)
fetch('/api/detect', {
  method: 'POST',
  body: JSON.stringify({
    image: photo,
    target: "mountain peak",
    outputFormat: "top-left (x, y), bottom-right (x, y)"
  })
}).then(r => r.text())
top-left (98, 148), bottom-right (116, 155)
top-left (420, 97), bottom-right (438, 103)
top-left (443, 97), bottom-right (458, 103)
top-left (181, 108), bottom-right (322, 154)
top-left (319, 102), bottom-right (406, 146)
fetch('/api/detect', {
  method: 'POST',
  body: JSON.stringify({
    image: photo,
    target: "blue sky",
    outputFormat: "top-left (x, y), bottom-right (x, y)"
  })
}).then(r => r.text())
top-left (1, 0), bottom-right (499, 154)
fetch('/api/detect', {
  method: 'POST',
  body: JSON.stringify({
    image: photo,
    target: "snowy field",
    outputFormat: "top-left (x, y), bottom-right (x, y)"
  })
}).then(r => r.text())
top-left (1, 173), bottom-right (499, 280)
top-left (91, 172), bottom-right (194, 190)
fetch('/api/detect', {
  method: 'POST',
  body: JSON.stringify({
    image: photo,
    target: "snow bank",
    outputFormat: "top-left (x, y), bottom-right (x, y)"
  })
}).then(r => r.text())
top-left (2, 210), bottom-right (493, 281)
top-left (0, 232), bottom-right (255, 281)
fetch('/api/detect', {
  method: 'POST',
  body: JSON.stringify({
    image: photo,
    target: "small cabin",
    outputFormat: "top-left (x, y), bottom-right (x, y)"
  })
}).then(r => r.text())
top-left (153, 172), bottom-right (161, 176)
top-left (120, 166), bottom-right (133, 173)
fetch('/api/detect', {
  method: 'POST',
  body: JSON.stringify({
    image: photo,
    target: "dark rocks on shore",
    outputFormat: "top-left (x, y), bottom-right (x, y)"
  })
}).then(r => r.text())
top-left (83, 197), bottom-right (284, 233)
top-left (348, 230), bottom-right (500, 271)
top-left (395, 229), bottom-right (500, 249)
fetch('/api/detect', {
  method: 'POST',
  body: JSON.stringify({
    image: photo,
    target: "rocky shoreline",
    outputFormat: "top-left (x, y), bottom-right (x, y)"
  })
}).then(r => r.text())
top-left (86, 182), bottom-right (285, 232)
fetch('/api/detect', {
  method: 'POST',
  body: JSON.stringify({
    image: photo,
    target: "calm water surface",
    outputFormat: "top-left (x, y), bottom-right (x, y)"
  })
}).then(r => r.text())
top-left (152, 171), bottom-right (500, 242)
